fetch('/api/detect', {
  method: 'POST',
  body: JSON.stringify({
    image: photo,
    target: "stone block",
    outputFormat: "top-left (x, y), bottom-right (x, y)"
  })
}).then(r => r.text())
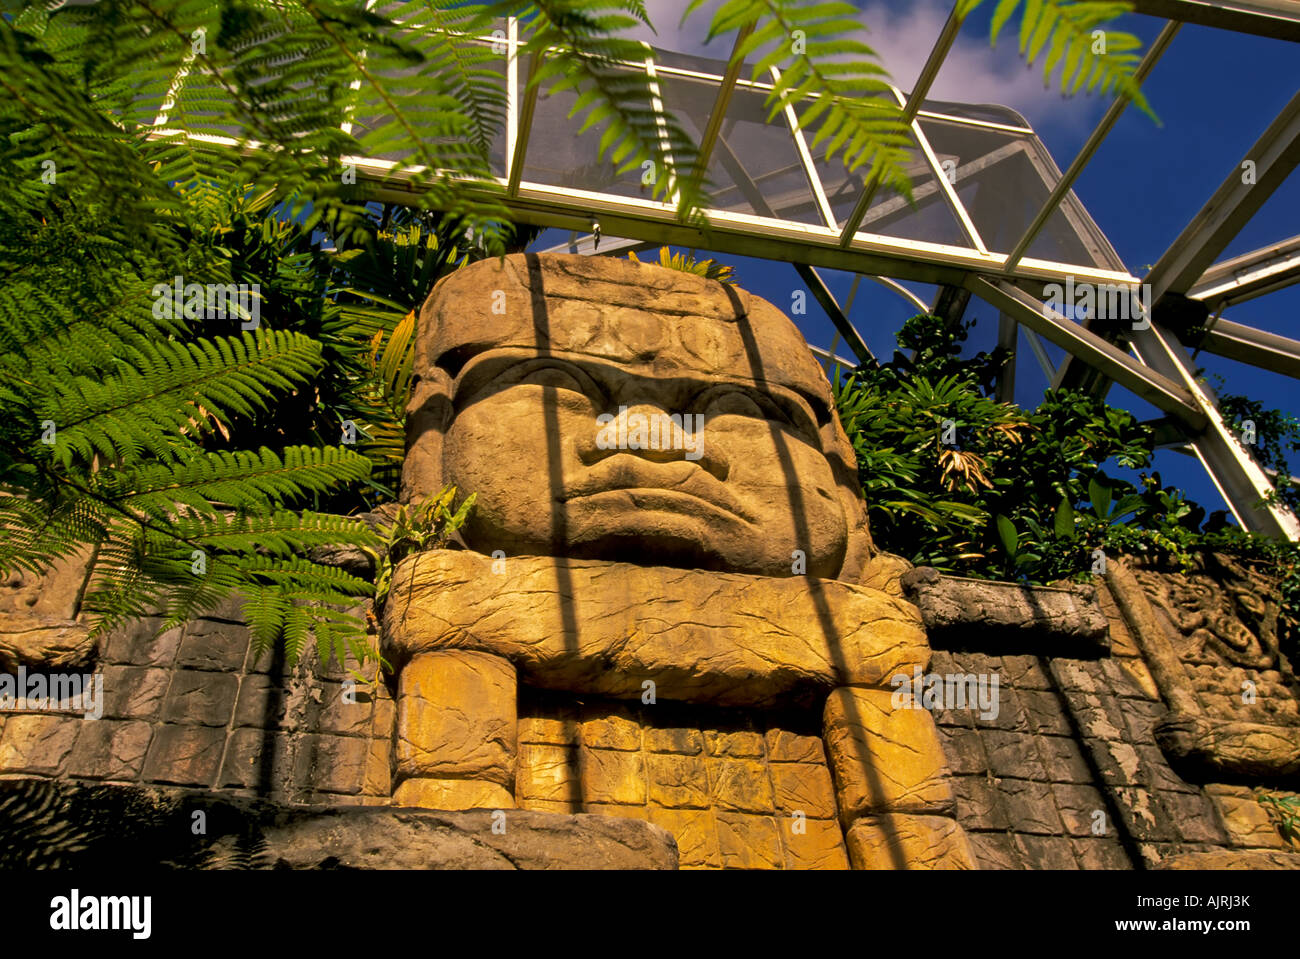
top-left (383, 550), bottom-right (929, 708)
top-left (101, 666), bottom-right (170, 721)
top-left (704, 729), bottom-right (764, 758)
top-left (823, 686), bottom-right (955, 822)
top-left (0, 714), bottom-right (81, 775)
top-left (515, 743), bottom-right (581, 803)
top-left (715, 812), bottom-right (783, 869)
top-left (316, 681), bottom-right (375, 737)
top-left (646, 805), bottom-right (719, 868)
top-left (1071, 838), bottom-right (1132, 869)
top-left (142, 724), bottom-right (225, 786)
top-left (219, 728), bottom-right (292, 790)
top-left (770, 761), bottom-right (838, 819)
top-left (644, 726), bottom-right (704, 755)
top-left (581, 708), bottom-right (642, 751)
top-left (1018, 690), bottom-right (1074, 736)
top-left (296, 734), bottom-right (370, 795)
top-left (998, 778), bottom-right (1063, 835)
top-left (844, 814), bottom-right (975, 869)
top-left (579, 747), bottom-right (645, 806)
top-left (937, 725), bottom-right (987, 776)
top-left (1050, 782), bottom-right (1108, 837)
top-left (968, 831), bottom-right (1020, 870)
top-left (392, 777), bottom-right (515, 810)
top-left (646, 752), bottom-right (710, 809)
top-left (780, 816), bottom-right (850, 870)
top-left (1012, 833), bottom-right (1078, 869)
top-left (981, 730), bottom-right (1048, 781)
top-left (395, 650), bottom-right (516, 786)
top-left (160, 670), bottom-right (238, 727)
top-left (764, 729), bottom-right (825, 764)
top-left (517, 715), bottom-right (580, 746)
top-left (1205, 784), bottom-right (1289, 850)
top-left (66, 720), bottom-right (152, 780)
top-left (952, 775), bottom-right (1008, 831)
top-left (102, 622), bottom-right (182, 667)
top-left (175, 619), bottom-right (249, 671)
top-left (708, 758), bottom-right (774, 814)
top-left (1036, 735), bottom-right (1093, 784)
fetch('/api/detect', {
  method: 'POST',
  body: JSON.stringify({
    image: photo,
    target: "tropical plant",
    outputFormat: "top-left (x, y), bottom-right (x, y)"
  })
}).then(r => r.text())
top-left (628, 246), bottom-right (735, 282)
top-left (0, 0), bottom-right (1158, 661)
top-left (833, 311), bottom-right (1300, 665)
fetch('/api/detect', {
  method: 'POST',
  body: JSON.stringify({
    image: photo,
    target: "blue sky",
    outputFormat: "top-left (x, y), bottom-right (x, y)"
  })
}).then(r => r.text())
top-left (528, 0), bottom-right (1300, 520)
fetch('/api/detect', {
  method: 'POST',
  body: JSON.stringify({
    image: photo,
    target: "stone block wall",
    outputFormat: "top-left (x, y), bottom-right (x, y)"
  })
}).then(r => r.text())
top-left (921, 561), bottom-right (1300, 870)
top-left (0, 597), bottom-right (394, 807)
top-left (513, 688), bottom-right (849, 869)
top-left (931, 649), bottom-right (1237, 868)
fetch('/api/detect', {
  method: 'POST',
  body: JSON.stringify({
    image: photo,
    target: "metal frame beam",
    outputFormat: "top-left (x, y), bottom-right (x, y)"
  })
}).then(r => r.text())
top-left (1128, 0), bottom-right (1300, 41)
top-left (1147, 89), bottom-right (1300, 302)
top-left (794, 263), bottom-right (875, 366)
top-left (966, 276), bottom-right (1206, 428)
top-left (687, 24), bottom-right (754, 200)
top-left (1188, 234), bottom-right (1300, 306)
top-left (1056, 89), bottom-right (1300, 390)
top-left (1127, 322), bottom-right (1300, 538)
top-left (1003, 21), bottom-right (1180, 271)
top-left (838, 2), bottom-right (966, 246)
top-left (1196, 318), bottom-right (1300, 378)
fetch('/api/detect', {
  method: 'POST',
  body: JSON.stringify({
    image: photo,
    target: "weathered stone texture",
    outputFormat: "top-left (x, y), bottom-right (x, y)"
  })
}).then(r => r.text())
top-left (823, 686), bottom-right (955, 822)
top-left (394, 650), bottom-right (516, 788)
top-left (383, 550), bottom-right (926, 708)
top-left (845, 814), bottom-right (975, 869)
top-left (0, 778), bottom-right (676, 870)
top-left (902, 567), bottom-right (1108, 655)
top-left (512, 690), bottom-right (847, 869)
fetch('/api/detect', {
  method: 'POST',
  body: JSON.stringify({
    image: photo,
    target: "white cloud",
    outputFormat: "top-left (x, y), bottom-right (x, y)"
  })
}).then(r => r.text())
top-left (619, 0), bottom-right (1103, 131)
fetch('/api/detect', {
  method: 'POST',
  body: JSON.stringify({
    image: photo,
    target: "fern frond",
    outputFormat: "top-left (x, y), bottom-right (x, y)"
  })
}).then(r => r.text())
top-left (958, 0), bottom-right (1156, 120)
top-left (685, 0), bottom-right (914, 200)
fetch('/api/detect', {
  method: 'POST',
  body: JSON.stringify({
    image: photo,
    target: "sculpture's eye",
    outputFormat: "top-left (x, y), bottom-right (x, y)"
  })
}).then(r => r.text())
top-left (454, 357), bottom-right (604, 410)
top-left (515, 363), bottom-right (589, 395)
top-left (702, 386), bottom-right (766, 420)
top-left (698, 385), bottom-right (820, 443)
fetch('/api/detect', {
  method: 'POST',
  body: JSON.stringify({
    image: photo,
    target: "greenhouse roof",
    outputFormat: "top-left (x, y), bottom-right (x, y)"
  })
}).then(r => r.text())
top-left (152, 1), bottom-right (1300, 539)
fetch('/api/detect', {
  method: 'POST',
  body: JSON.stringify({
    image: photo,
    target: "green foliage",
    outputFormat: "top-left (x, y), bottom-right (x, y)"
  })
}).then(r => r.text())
top-left (1211, 373), bottom-right (1300, 515)
top-left (371, 485), bottom-right (478, 610)
top-left (834, 312), bottom-right (1300, 666)
top-left (628, 246), bottom-right (736, 282)
top-left (1259, 792), bottom-right (1300, 845)
top-left (0, 0), bottom-right (1160, 664)
top-left (686, 0), bottom-right (914, 198)
top-left (957, 0), bottom-right (1156, 121)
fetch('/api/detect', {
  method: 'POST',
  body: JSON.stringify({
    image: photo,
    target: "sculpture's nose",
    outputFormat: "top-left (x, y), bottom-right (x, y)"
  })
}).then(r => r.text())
top-left (619, 402), bottom-right (699, 463)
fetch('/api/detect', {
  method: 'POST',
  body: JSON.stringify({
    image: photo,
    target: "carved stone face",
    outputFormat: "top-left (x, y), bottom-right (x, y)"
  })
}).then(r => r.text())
top-left (404, 254), bottom-right (871, 580)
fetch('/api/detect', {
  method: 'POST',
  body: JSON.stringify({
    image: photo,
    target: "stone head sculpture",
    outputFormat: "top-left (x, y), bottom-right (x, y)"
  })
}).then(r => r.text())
top-left (402, 253), bottom-right (873, 581)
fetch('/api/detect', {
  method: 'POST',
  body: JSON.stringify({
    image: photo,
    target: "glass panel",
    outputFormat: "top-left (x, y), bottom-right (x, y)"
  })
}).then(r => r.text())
top-left (350, 39), bottom-right (507, 176)
top-left (915, 97), bottom-right (1032, 129)
top-left (519, 58), bottom-right (663, 199)
top-left (659, 76), bottom-right (823, 224)
top-left (796, 100), bottom-right (969, 247)
top-left (919, 118), bottom-right (1123, 270)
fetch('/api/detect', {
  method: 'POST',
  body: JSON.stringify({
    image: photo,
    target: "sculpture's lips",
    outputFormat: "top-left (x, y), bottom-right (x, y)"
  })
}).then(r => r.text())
top-left (559, 456), bottom-right (753, 523)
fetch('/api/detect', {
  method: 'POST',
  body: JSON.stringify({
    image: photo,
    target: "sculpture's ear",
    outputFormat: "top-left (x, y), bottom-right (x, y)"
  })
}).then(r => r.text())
top-left (399, 368), bottom-right (454, 504)
top-left (821, 406), bottom-right (876, 584)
